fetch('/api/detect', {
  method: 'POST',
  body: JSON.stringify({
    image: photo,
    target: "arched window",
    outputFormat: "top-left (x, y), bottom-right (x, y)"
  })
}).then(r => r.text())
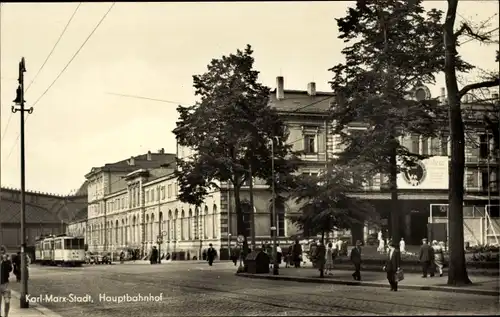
top-left (194, 207), bottom-right (200, 239)
top-left (115, 220), bottom-right (119, 244)
top-left (150, 213), bottom-right (155, 242)
top-left (145, 214), bottom-right (149, 243)
top-left (212, 204), bottom-right (218, 239)
top-left (132, 216), bottom-right (136, 243)
top-left (269, 198), bottom-right (286, 237)
top-left (121, 219), bottom-right (125, 245)
top-left (168, 210), bottom-right (172, 241)
top-left (174, 209), bottom-right (179, 240)
top-left (188, 209), bottom-right (193, 239)
top-left (204, 206), bottom-right (209, 239)
top-left (181, 210), bottom-right (186, 240)
top-left (159, 212), bottom-right (163, 235)
top-left (241, 202), bottom-right (252, 237)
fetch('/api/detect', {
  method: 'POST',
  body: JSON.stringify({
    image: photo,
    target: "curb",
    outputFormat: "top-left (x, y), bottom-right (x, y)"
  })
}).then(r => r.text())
top-left (10, 290), bottom-right (63, 317)
top-left (329, 265), bottom-right (499, 277)
top-left (236, 273), bottom-right (500, 297)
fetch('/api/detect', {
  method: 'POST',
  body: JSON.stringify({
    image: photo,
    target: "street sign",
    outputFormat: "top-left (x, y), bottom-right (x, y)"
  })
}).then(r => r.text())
top-left (237, 235), bottom-right (245, 243)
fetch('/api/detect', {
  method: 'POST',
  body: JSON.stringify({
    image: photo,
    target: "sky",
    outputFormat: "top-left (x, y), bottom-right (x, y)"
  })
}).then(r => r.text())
top-left (0, 1), bottom-right (498, 195)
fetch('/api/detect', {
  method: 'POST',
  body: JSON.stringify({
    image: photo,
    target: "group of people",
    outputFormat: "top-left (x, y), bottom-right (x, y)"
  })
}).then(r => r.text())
top-left (419, 238), bottom-right (446, 277)
top-left (1, 246), bottom-right (29, 317)
top-left (312, 239), bottom-right (403, 291)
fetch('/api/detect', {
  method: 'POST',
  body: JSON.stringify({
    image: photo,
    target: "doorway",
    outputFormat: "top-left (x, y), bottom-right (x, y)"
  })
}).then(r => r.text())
top-left (410, 212), bottom-right (428, 245)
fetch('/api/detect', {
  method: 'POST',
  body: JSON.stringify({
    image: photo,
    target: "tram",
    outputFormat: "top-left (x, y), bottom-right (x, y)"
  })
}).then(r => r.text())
top-left (34, 234), bottom-right (85, 266)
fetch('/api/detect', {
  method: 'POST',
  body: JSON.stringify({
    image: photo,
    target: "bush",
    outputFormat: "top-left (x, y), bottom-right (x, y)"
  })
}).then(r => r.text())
top-left (466, 244), bottom-right (500, 253)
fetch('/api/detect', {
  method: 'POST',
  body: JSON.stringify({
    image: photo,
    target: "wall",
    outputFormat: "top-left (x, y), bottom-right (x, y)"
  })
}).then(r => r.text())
top-left (431, 217), bottom-right (500, 246)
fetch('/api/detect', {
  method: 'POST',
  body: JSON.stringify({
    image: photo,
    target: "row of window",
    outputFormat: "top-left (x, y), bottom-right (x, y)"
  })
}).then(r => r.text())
top-left (144, 184), bottom-right (176, 204)
top-left (303, 131), bottom-right (497, 158)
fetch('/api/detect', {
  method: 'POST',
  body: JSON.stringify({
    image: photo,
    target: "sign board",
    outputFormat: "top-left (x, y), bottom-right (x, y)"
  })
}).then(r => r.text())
top-left (397, 156), bottom-right (448, 190)
top-left (157, 238), bottom-right (163, 244)
top-left (237, 235), bottom-right (245, 243)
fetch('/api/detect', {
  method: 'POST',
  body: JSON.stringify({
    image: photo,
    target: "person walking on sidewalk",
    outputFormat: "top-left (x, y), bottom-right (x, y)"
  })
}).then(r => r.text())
top-left (350, 240), bottom-right (362, 281)
top-left (292, 239), bottom-right (302, 268)
top-left (1, 246), bottom-right (13, 317)
top-left (207, 243), bottom-right (217, 266)
top-left (419, 238), bottom-right (434, 278)
top-left (383, 242), bottom-right (401, 292)
top-left (325, 243), bottom-right (334, 275)
top-left (432, 240), bottom-right (445, 277)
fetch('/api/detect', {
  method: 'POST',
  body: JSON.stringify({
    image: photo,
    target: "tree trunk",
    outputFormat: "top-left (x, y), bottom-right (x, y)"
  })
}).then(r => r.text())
top-left (233, 183), bottom-right (249, 258)
top-left (389, 146), bottom-right (400, 246)
top-left (444, 0), bottom-right (471, 286)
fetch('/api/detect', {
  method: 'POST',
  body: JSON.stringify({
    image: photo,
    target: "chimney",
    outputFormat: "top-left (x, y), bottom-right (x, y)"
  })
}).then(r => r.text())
top-left (307, 82), bottom-right (316, 96)
top-left (129, 156), bottom-right (135, 166)
top-left (147, 151), bottom-right (152, 161)
top-left (158, 148), bottom-right (165, 154)
top-left (276, 76), bottom-right (284, 100)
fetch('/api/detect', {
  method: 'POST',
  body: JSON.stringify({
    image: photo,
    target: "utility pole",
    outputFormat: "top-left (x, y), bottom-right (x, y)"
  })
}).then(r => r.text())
top-left (11, 57), bottom-right (32, 309)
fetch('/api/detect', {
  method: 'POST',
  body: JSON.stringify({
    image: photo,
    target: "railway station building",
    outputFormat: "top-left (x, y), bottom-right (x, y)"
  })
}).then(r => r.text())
top-left (69, 77), bottom-right (500, 260)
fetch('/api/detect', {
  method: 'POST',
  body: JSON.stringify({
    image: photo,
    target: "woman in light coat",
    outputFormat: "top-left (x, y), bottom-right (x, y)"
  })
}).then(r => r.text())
top-left (432, 240), bottom-right (445, 277)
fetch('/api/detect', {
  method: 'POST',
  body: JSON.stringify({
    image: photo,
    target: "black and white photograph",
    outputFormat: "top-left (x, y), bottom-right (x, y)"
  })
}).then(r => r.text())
top-left (0, 0), bottom-right (499, 316)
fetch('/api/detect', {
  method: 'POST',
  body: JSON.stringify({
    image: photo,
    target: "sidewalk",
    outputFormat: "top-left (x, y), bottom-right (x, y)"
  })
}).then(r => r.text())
top-left (120, 259), bottom-right (231, 265)
top-left (7, 290), bottom-right (62, 317)
top-left (237, 266), bottom-right (500, 296)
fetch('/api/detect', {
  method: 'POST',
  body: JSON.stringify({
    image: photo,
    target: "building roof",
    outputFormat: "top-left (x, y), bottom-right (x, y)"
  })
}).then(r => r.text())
top-left (0, 198), bottom-right (61, 224)
top-left (269, 89), bottom-right (334, 115)
top-left (85, 151), bottom-right (176, 179)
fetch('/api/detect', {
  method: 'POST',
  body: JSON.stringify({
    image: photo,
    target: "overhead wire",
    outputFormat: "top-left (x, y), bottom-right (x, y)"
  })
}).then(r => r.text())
top-left (3, 2), bottom-right (115, 167)
top-left (1, 3), bottom-right (82, 145)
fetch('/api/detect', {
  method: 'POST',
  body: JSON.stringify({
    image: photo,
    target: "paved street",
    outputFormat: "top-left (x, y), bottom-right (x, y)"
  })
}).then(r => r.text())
top-left (7, 261), bottom-right (499, 316)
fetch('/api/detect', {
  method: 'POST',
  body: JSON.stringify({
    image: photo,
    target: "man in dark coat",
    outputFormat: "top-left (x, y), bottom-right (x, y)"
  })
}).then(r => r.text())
top-left (350, 240), bottom-right (362, 281)
top-left (13, 252), bottom-right (21, 282)
top-left (292, 239), bottom-right (302, 268)
top-left (207, 243), bottom-right (217, 266)
top-left (384, 242), bottom-right (401, 291)
top-left (150, 246), bottom-right (158, 264)
top-left (419, 238), bottom-right (434, 277)
top-left (314, 242), bottom-right (326, 277)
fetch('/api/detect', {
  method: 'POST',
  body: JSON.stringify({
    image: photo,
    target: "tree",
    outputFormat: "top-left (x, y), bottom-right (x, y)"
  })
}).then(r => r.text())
top-left (329, 0), bottom-right (473, 244)
top-left (173, 45), bottom-right (299, 256)
top-left (291, 166), bottom-right (379, 244)
top-left (443, 0), bottom-right (500, 286)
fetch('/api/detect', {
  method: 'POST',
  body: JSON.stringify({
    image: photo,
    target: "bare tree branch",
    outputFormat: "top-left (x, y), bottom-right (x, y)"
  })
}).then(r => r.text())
top-left (459, 78), bottom-right (500, 98)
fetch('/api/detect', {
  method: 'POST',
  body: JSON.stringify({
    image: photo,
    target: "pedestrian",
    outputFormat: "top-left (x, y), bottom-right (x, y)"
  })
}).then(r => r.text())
top-left (377, 230), bottom-right (384, 253)
top-left (206, 243), bottom-right (217, 266)
top-left (350, 240), bottom-right (362, 281)
top-left (399, 238), bottom-right (406, 254)
top-left (432, 240), bottom-right (445, 277)
top-left (292, 239), bottom-right (302, 268)
top-left (325, 242), bottom-right (334, 275)
top-left (119, 251), bottom-right (125, 264)
top-left (1, 246), bottom-right (13, 317)
top-left (314, 242), bottom-right (326, 278)
top-left (383, 242), bottom-right (401, 292)
top-left (419, 238), bottom-right (434, 278)
top-left (276, 244), bottom-right (283, 265)
top-left (12, 252), bottom-right (20, 283)
top-left (150, 246), bottom-right (158, 265)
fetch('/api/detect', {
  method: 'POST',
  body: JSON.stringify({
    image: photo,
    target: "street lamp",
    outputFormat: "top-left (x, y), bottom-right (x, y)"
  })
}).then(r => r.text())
top-left (157, 231), bottom-right (168, 263)
top-left (270, 136), bottom-right (280, 275)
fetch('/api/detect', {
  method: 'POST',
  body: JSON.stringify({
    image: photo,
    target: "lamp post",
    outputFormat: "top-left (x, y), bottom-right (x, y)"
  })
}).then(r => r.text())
top-left (227, 233), bottom-right (232, 261)
top-left (157, 231), bottom-right (168, 264)
top-left (270, 136), bottom-right (279, 275)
